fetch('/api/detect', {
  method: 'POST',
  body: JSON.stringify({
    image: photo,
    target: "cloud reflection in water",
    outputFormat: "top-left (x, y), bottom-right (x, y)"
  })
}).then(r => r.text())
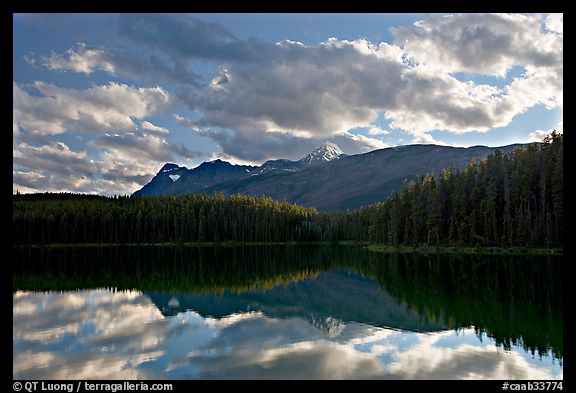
top-left (13, 289), bottom-right (563, 380)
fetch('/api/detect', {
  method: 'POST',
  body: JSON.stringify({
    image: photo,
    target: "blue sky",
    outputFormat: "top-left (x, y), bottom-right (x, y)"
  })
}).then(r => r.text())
top-left (13, 13), bottom-right (563, 195)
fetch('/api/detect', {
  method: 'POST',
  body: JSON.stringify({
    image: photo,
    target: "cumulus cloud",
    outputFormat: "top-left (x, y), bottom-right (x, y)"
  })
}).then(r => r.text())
top-left (12, 78), bottom-right (204, 195)
top-left (186, 38), bottom-right (402, 138)
top-left (41, 13), bottom-right (561, 143)
top-left (505, 65), bottom-right (563, 109)
top-left (15, 13), bottom-right (563, 193)
top-left (176, 115), bottom-right (387, 162)
top-left (13, 133), bottom-right (204, 195)
top-left (13, 81), bottom-right (170, 135)
top-left (385, 64), bottom-right (561, 137)
top-left (528, 126), bottom-right (563, 143)
top-left (169, 14), bottom-right (561, 156)
top-left (13, 142), bottom-right (97, 193)
top-left (35, 42), bottom-right (202, 86)
top-left (410, 133), bottom-right (447, 145)
top-left (183, 43), bottom-right (559, 161)
top-left (90, 131), bottom-right (200, 163)
top-left (392, 13), bottom-right (562, 77)
top-left (42, 42), bottom-right (116, 74)
top-left (13, 142), bottom-right (86, 173)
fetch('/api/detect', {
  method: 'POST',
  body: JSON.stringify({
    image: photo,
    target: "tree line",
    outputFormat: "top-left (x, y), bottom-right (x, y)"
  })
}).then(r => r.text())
top-left (13, 133), bottom-right (562, 247)
top-left (13, 193), bottom-right (320, 244)
top-left (327, 132), bottom-right (563, 247)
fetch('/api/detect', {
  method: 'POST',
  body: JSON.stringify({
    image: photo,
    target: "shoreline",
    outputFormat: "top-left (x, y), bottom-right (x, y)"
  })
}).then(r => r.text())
top-left (13, 241), bottom-right (563, 256)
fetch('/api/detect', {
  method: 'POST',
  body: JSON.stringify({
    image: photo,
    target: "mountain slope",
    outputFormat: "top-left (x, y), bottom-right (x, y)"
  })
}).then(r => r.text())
top-left (168, 159), bottom-right (255, 195)
top-left (133, 142), bottom-right (346, 197)
top-left (134, 160), bottom-right (255, 197)
top-left (134, 143), bottom-right (523, 211)
top-left (202, 144), bottom-right (522, 211)
top-left (132, 163), bottom-right (188, 197)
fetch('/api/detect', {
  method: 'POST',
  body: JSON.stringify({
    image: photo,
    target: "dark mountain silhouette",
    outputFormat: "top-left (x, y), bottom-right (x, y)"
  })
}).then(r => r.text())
top-left (134, 143), bottom-right (522, 211)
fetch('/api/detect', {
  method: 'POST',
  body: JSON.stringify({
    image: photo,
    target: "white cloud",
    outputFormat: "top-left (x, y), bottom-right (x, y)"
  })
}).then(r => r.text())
top-left (185, 38), bottom-right (403, 138)
top-left (392, 13), bottom-right (562, 77)
top-left (14, 141), bottom-right (87, 161)
top-left (207, 152), bottom-right (260, 167)
top-left (14, 13), bottom-right (564, 195)
top-left (35, 41), bottom-right (202, 86)
top-left (180, 16), bottom-right (560, 147)
top-left (505, 66), bottom-right (563, 109)
top-left (42, 42), bottom-right (116, 74)
top-left (411, 133), bottom-right (445, 145)
top-left (13, 133), bottom-right (204, 195)
top-left (13, 142), bottom-right (96, 192)
top-left (528, 130), bottom-right (549, 143)
top-left (25, 14), bottom-right (563, 144)
top-left (546, 13), bottom-right (563, 34)
top-left (367, 127), bottom-right (390, 136)
top-left (13, 172), bottom-right (46, 194)
top-left (383, 63), bottom-right (561, 138)
top-left (332, 132), bottom-right (390, 154)
top-left (12, 79), bottom-right (190, 192)
top-left (140, 120), bottom-right (169, 134)
top-left (528, 127), bottom-right (563, 143)
top-left (13, 81), bottom-right (170, 135)
top-left (176, 115), bottom-right (389, 162)
top-left (90, 131), bottom-right (199, 164)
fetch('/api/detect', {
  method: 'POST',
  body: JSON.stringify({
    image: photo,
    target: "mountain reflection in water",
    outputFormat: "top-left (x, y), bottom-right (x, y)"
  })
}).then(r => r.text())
top-left (13, 245), bottom-right (563, 379)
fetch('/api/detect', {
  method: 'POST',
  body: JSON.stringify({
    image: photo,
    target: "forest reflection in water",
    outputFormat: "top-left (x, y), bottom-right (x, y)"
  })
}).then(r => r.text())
top-left (13, 245), bottom-right (562, 379)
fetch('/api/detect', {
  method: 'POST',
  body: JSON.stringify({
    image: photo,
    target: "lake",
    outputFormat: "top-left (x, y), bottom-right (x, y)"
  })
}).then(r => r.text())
top-left (13, 245), bottom-right (563, 379)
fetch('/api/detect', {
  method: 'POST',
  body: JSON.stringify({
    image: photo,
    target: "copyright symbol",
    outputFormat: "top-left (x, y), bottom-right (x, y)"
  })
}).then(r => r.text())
top-left (13, 382), bottom-right (22, 392)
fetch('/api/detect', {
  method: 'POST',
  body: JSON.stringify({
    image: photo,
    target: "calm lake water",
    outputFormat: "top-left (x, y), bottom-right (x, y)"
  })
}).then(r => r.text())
top-left (13, 246), bottom-right (563, 379)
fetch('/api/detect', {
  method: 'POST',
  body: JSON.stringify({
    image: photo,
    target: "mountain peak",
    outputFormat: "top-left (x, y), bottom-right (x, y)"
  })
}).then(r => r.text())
top-left (300, 142), bottom-right (344, 165)
top-left (320, 141), bottom-right (342, 150)
top-left (198, 159), bottom-right (230, 169)
top-left (159, 163), bottom-right (186, 173)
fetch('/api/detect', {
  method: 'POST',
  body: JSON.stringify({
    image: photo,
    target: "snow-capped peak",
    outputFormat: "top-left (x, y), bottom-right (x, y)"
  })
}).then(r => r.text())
top-left (300, 142), bottom-right (344, 165)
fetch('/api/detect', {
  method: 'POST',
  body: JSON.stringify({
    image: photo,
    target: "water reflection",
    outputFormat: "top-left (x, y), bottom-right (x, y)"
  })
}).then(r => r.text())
top-left (14, 288), bottom-right (562, 380)
top-left (13, 246), bottom-right (563, 379)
